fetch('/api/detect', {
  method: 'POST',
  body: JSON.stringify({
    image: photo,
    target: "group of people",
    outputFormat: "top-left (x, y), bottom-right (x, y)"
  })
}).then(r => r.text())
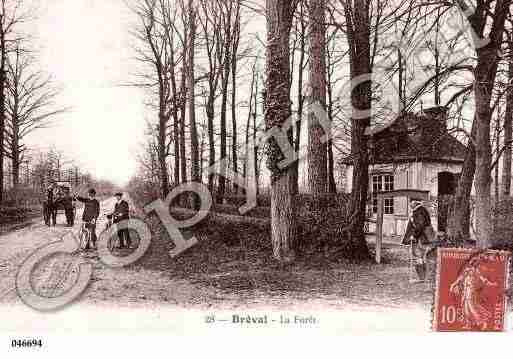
top-left (44, 184), bottom-right (75, 227)
top-left (44, 185), bottom-right (131, 251)
top-left (75, 189), bottom-right (131, 251)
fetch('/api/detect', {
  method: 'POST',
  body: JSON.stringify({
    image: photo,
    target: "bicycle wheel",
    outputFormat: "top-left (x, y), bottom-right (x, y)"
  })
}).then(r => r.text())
top-left (107, 233), bottom-right (116, 252)
top-left (78, 229), bottom-right (87, 250)
top-left (79, 228), bottom-right (90, 250)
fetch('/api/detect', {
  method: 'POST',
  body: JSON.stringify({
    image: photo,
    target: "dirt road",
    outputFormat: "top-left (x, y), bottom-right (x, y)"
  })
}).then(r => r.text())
top-left (0, 196), bottom-right (445, 332)
top-left (0, 196), bottom-right (435, 310)
top-left (0, 196), bottom-right (206, 307)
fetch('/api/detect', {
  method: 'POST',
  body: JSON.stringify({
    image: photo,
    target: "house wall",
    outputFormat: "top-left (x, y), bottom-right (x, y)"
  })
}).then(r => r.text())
top-left (343, 161), bottom-right (463, 238)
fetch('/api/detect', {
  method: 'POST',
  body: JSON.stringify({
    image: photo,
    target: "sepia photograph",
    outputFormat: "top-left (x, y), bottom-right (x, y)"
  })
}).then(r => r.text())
top-left (1, 0), bottom-right (513, 353)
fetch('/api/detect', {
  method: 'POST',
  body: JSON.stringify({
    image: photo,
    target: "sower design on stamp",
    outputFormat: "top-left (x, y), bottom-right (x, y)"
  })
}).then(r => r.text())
top-left (433, 248), bottom-right (511, 332)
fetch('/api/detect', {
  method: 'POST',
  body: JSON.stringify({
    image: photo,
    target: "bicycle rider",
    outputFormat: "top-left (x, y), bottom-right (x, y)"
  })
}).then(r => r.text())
top-left (74, 188), bottom-right (100, 250)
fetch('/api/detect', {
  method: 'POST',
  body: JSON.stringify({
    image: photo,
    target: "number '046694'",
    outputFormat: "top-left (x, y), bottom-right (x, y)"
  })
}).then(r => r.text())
top-left (11, 339), bottom-right (43, 348)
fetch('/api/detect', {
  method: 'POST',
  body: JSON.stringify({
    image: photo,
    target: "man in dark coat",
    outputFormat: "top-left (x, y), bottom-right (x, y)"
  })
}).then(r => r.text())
top-left (401, 200), bottom-right (436, 280)
top-left (110, 192), bottom-right (130, 248)
top-left (54, 188), bottom-right (74, 227)
top-left (74, 188), bottom-right (100, 250)
top-left (45, 185), bottom-right (57, 226)
top-left (60, 193), bottom-right (75, 227)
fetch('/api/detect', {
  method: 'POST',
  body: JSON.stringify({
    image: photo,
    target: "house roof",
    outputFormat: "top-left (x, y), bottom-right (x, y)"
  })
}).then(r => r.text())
top-left (341, 107), bottom-right (467, 165)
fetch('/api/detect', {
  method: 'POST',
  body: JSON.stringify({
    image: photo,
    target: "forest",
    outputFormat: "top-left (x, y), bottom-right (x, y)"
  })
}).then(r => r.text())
top-left (125, 0), bottom-right (513, 264)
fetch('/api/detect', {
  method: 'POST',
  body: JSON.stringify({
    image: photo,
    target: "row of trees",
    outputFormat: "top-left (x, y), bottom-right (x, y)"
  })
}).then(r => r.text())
top-left (130, 0), bottom-right (513, 261)
top-left (3, 147), bottom-right (114, 205)
top-left (0, 0), bottom-right (69, 205)
top-left (0, 0), bottom-right (104, 206)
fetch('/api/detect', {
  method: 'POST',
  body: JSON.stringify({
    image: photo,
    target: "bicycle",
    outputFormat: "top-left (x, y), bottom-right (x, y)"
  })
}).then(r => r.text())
top-left (104, 214), bottom-right (118, 252)
top-left (78, 221), bottom-right (95, 251)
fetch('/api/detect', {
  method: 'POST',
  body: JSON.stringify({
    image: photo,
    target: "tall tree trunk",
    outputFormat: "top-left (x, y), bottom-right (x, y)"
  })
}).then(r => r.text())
top-left (243, 61), bottom-right (256, 194)
top-left (502, 44), bottom-right (513, 198)
top-left (448, 123), bottom-right (475, 240)
top-left (326, 37), bottom-right (336, 194)
top-left (158, 116), bottom-right (169, 198)
top-left (291, 0), bottom-right (306, 195)
top-left (494, 109), bottom-right (500, 203)
top-left (448, 0), bottom-right (507, 244)
top-left (472, 0), bottom-right (508, 248)
top-left (230, 3), bottom-right (240, 194)
top-left (179, 68), bottom-right (187, 185)
top-left (11, 127), bottom-right (19, 203)
top-left (188, 0), bottom-right (200, 190)
top-left (265, 0), bottom-right (296, 262)
top-left (170, 48), bottom-right (181, 187)
top-left (218, 27), bottom-right (232, 203)
top-left (173, 114), bottom-right (180, 186)
top-left (253, 77), bottom-right (260, 197)
top-left (474, 83), bottom-right (494, 248)
top-left (327, 140), bottom-right (336, 193)
top-left (0, 32), bottom-right (5, 204)
top-left (307, 0), bottom-right (327, 197)
top-left (231, 39), bottom-right (239, 194)
top-left (207, 95), bottom-right (215, 193)
top-left (346, 0), bottom-right (371, 259)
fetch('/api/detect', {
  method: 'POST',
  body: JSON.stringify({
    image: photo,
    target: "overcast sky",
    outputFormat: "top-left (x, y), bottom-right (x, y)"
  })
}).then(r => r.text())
top-left (20, 0), bottom-right (474, 187)
top-left (25, 0), bottom-right (145, 186)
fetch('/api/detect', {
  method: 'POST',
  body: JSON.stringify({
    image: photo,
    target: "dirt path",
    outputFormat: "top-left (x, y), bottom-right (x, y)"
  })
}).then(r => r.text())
top-left (0, 195), bottom-right (213, 308)
top-left (0, 195), bottom-right (435, 314)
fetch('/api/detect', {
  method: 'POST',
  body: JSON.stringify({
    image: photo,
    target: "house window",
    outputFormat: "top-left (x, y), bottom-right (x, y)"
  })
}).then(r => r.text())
top-left (371, 174), bottom-right (394, 214)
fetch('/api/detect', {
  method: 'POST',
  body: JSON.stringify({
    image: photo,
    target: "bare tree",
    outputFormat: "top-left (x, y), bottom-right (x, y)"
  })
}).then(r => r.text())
top-left (333, 0), bottom-right (372, 259)
top-left (198, 0), bottom-right (223, 193)
top-left (130, 0), bottom-right (178, 198)
top-left (0, 0), bottom-right (29, 204)
top-left (4, 45), bottom-right (67, 200)
top-left (230, 1), bottom-right (241, 194)
top-left (216, 0), bottom-right (236, 202)
top-left (186, 0), bottom-right (200, 193)
top-left (454, 0), bottom-right (509, 247)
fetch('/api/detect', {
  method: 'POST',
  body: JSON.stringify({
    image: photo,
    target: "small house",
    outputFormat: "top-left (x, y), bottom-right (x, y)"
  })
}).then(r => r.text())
top-left (341, 106), bottom-right (467, 237)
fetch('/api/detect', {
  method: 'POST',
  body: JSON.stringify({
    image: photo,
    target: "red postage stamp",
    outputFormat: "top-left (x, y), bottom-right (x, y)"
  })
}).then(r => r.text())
top-left (433, 248), bottom-right (511, 332)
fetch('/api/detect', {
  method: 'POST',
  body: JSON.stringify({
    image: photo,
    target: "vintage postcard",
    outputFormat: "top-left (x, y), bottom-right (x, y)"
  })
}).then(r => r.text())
top-left (1, 0), bottom-right (513, 355)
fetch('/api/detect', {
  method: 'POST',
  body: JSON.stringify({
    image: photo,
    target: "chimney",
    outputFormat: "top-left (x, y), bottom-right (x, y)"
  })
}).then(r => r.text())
top-left (422, 106), bottom-right (448, 134)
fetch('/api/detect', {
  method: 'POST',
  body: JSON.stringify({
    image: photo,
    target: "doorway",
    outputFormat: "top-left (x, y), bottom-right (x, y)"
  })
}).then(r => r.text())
top-left (437, 171), bottom-right (459, 232)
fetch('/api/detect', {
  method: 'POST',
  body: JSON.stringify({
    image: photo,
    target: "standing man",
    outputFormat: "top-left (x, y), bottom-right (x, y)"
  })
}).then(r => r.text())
top-left (401, 199), bottom-right (436, 280)
top-left (62, 190), bottom-right (75, 227)
top-left (45, 184), bottom-right (57, 226)
top-left (110, 192), bottom-right (130, 248)
top-left (74, 188), bottom-right (100, 250)
top-left (55, 188), bottom-right (74, 227)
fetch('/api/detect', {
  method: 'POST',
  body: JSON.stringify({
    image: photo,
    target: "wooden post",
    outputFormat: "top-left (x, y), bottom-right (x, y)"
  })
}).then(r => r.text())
top-left (376, 194), bottom-right (384, 264)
